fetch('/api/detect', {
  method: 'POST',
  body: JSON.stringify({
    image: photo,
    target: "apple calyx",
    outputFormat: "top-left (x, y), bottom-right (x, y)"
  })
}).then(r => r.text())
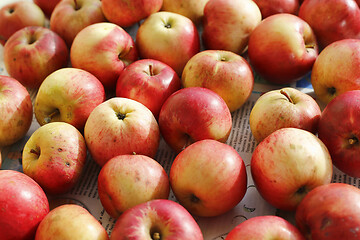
top-left (295, 185), bottom-right (308, 197)
top-left (30, 147), bottom-right (40, 157)
top-left (151, 232), bottom-right (161, 240)
top-left (327, 87), bottom-right (336, 96)
top-left (7, 7), bottom-right (15, 14)
top-left (280, 89), bottom-right (294, 104)
top-left (190, 193), bottom-right (200, 204)
top-left (348, 135), bottom-right (359, 148)
top-left (116, 112), bottom-right (126, 120)
top-left (44, 109), bottom-right (60, 124)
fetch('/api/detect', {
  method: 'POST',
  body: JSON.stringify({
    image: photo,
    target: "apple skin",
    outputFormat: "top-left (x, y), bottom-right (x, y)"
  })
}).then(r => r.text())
top-left (110, 199), bottom-right (204, 240)
top-left (202, 0), bottom-right (262, 55)
top-left (310, 39), bottom-right (360, 104)
top-left (158, 87), bottom-right (232, 153)
top-left (251, 128), bottom-right (333, 211)
top-left (50, 0), bottom-right (106, 47)
top-left (0, 170), bottom-right (50, 240)
top-left (252, 0), bottom-right (300, 18)
top-left (116, 59), bottom-right (181, 119)
top-left (225, 215), bottom-right (305, 240)
top-left (98, 154), bottom-right (170, 219)
top-left (3, 26), bottom-right (69, 89)
top-left (296, 183), bottom-right (360, 240)
top-left (136, 11), bottom-right (200, 77)
top-left (71, 22), bottom-right (138, 91)
top-left (247, 13), bottom-right (318, 84)
top-left (249, 87), bottom-right (321, 143)
top-left (170, 139), bottom-right (247, 217)
top-left (317, 90), bottom-right (360, 178)
top-left (35, 204), bottom-right (109, 240)
top-left (34, 68), bottom-right (106, 131)
top-left (0, 1), bottom-right (46, 45)
top-left (102, 0), bottom-right (163, 27)
top-left (34, 0), bottom-right (61, 18)
top-left (22, 122), bottom-right (87, 195)
top-left (161, 0), bottom-right (209, 24)
top-left (181, 50), bottom-right (254, 112)
top-left (0, 75), bottom-right (33, 147)
top-left (84, 97), bottom-right (160, 167)
top-left (299, 0), bottom-right (360, 50)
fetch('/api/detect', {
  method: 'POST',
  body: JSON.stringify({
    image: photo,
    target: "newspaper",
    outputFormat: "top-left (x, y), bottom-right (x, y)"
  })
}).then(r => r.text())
top-left (0, 0), bottom-right (358, 239)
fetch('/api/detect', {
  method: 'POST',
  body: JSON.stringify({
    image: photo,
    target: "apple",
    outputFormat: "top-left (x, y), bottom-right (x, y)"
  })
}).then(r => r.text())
top-left (252, 0), bottom-right (300, 19)
top-left (102, 0), bottom-right (162, 27)
top-left (170, 139), bottom-right (247, 217)
top-left (0, 1), bottom-right (46, 45)
top-left (136, 11), bottom-right (200, 76)
top-left (34, 68), bottom-right (105, 131)
top-left (251, 127), bottom-right (333, 211)
top-left (202, 0), bottom-right (262, 55)
top-left (249, 87), bottom-right (321, 143)
top-left (84, 97), bottom-right (160, 167)
top-left (298, 0), bottom-right (360, 50)
top-left (22, 122), bottom-right (87, 195)
top-left (116, 59), bottom-right (181, 119)
top-left (317, 90), bottom-right (360, 178)
top-left (71, 22), bottom-right (138, 91)
top-left (225, 215), bottom-right (305, 240)
top-left (0, 170), bottom-right (49, 240)
top-left (34, 0), bottom-right (61, 18)
top-left (158, 87), bottom-right (232, 153)
top-left (35, 204), bottom-right (109, 240)
top-left (50, 0), bottom-right (106, 47)
top-left (161, 0), bottom-right (209, 24)
top-left (110, 199), bottom-right (204, 240)
top-left (296, 183), bottom-right (360, 240)
top-left (247, 13), bottom-right (318, 85)
top-left (310, 39), bottom-right (360, 104)
top-left (0, 75), bottom-right (33, 147)
top-left (98, 154), bottom-right (170, 219)
top-left (3, 26), bottom-right (69, 89)
top-left (181, 50), bottom-right (254, 112)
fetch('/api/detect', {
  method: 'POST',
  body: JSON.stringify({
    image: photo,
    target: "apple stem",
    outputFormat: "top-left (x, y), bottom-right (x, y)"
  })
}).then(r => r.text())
top-left (152, 232), bottom-right (161, 240)
top-left (305, 44), bottom-right (315, 49)
top-left (280, 89), bottom-right (294, 104)
top-left (74, 0), bottom-right (79, 10)
top-left (44, 109), bottom-right (60, 124)
top-left (149, 64), bottom-right (154, 76)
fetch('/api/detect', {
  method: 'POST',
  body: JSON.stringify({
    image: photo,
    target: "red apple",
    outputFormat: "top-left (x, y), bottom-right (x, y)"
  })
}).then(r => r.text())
top-left (0, 1), bottom-right (46, 45)
top-left (249, 87), bottom-right (321, 143)
top-left (202, 0), bottom-right (262, 55)
top-left (136, 11), bottom-right (200, 76)
top-left (0, 75), bottom-right (33, 147)
top-left (98, 154), bottom-right (170, 219)
top-left (225, 215), bottom-right (305, 240)
top-left (158, 87), bottom-right (232, 153)
top-left (310, 39), bottom-right (360, 104)
top-left (253, 0), bottom-right (300, 19)
top-left (296, 183), bottom-right (360, 240)
top-left (110, 199), bottom-right (204, 240)
top-left (71, 22), bottom-right (138, 90)
top-left (317, 90), bottom-right (360, 178)
top-left (170, 139), bottom-right (247, 217)
top-left (34, 68), bottom-right (105, 131)
top-left (247, 13), bottom-right (318, 84)
top-left (299, 0), bottom-right (360, 50)
top-left (35, 204), bottom-right (109, 240)
top-left (34, 0), bottom-right (61, 18)
top-left (0, 170), bottom-right (49, 240)
top-left (181, 50), bottom-right (254, 112)
top-left (84, 97), bottom-right (160, 167)
top-left (251, 128), bottom-right (333, 211)
top-left (161, 0), bottom-right (209, 24)
top-left (116, 59), bottom-right (181, 119)
top-left (22, 122), bottom-right (87, 195)
top-left (50, 0), bottom-right (106, 47)
top-left (102, 0), bottom-right (162, 27)
top-left (3, 26), bottom-right (69, 89)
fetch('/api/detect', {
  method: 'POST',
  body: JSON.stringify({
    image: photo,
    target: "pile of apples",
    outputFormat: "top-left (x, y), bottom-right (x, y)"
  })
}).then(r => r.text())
top-left (1, 0), bottom-right (360, 239)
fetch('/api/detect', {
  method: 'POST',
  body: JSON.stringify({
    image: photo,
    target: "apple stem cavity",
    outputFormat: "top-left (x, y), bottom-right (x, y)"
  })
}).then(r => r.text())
top-left (280, 89), bottom-right (294, 104)
top-left (30, 148), bottom-right (40, 157)
top-left (44, 109), bottom-right (60, 123)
